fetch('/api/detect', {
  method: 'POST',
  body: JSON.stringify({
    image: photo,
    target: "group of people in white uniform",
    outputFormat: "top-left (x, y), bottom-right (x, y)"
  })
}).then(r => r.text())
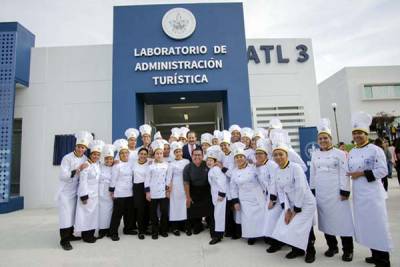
top-left (56, 111), bottom-right (392, 267)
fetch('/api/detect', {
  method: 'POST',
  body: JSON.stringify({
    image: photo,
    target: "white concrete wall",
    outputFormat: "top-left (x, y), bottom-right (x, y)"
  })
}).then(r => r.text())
top-left (14, 45), bottom-right (113, 208)
top-left (319, 66), bottom-right (400, 143)
top-left (16, 39), bottom-right (321, 208)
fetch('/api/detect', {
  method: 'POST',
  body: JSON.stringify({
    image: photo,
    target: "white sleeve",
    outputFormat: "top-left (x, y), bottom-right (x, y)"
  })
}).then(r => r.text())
top-left (293, 165), bottom-right (308, 209)
top-left (289, 149), bottom-right (307, 172)
top-left (216, 168), bottom-right (227, 195)
top-left (309, 154), bottom-right (316, 190)
top-left (145, 166), bottom-right (151, 190)
top-left (166, 164), bottom-right (173, 186)
top-left (368, 146), bottom-right (389, 180)
top-left (110, 165), bottom-right (118, 190)
top-left (78, 168), bottom-right (89, 198)
top-left (337, 150), bottom-right (350, 192)
top-left (59, 155), bottom-right (73, 181)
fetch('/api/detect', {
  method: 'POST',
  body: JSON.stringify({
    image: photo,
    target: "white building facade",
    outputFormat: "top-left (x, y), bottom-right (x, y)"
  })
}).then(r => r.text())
top-left (318, 66), bottom-right (400, 144)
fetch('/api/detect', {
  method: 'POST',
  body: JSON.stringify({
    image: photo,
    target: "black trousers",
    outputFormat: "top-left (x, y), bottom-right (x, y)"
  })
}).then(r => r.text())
top-left (170, 220), bottom-right (189, 231)
top-left (324, 233), bottom-right (353, 253)
top-left (59, 226), bottom-right (74, 243)
top-left (381, 176), bottom-right (388, 192)
top-left (109, 197), bottom-right (134, 235)
top-left (225, 200), bottom-right (235, 236)
top-left (81, 229), bottom-right (95, 241)
top-left (133, 183), bottom-right (150, 234)
top-left (292, 227), bottom-right (316, 254)
top-left (150, 198), bottom-right (169, 234)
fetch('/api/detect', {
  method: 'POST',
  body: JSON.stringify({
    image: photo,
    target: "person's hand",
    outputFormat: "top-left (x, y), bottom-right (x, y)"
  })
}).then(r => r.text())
top-left (217, 196), bottom-right (224, 202)
top-left (146, 192), bottom-right (151, 202)
top-left (186, 197), bottom-right (192, 208)
top-left (234, 203), bottom-right (240, 211)
top-left (166, 191), bottom-right (170, 199)
top-left (79, 163), bottom-right (89, 171)
top-left (268, 201), bottom-right (275, 210)
top-left (110, 192), bottom-right (114, 199)
top-left (340, 195), bottom-right (349, 201)
top-left (284, 209), bottom-right (293, 225)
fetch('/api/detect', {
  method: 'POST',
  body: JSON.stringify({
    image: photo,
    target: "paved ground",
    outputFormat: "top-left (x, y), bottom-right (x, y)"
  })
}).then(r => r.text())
top-left (0, 179), bottom-right (399, 267)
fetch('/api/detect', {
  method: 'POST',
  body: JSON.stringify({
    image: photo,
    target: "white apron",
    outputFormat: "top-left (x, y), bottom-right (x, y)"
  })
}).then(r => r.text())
top-left (98, 164), bottom-right (113, 230)
top-left (271, 162), bottom-right (316, 250)
top-left (75, 161), bottom-right (100, 232)
top-left (231, 164), bottom-right (266, 238)
top-left (167, 159), bottom-right (190, 221)
top-left (310, 148), bottom-right (354, 236)
top-left (208, 166), bottom-right (227, 232)
top-left (56, 152), bottom-right (87, 229)
top-left (256, 160), bottom-right (281, 237)
top-left (348, 144), bottom-right (392, 252)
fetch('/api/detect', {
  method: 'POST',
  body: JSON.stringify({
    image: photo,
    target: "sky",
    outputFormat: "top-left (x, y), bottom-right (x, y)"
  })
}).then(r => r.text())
top-left (1, 0), bottom-right (399, 82)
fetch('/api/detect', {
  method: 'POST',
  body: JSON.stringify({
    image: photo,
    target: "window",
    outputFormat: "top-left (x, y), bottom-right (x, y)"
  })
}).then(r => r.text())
top-left (363, 84), bottom-right (400, 100)
top-left (53, 134), bottom-right (94, 165)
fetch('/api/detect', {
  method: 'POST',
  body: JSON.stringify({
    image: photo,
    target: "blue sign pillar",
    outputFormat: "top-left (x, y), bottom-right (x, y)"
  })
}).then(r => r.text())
top-left (298, 126), bottom-right (319, 181)
top-left (0, 22), bottom-right (34, 213)
top-left (112, 3), bottom-right (252, 140)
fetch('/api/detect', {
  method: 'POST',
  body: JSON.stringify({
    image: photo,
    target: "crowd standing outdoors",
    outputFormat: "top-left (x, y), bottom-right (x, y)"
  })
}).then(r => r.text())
top-left (56, 111), bottom-right (393, 267)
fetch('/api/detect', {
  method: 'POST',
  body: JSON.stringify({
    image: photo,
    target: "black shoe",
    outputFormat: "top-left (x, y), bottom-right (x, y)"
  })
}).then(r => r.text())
top-left (342, 252), bottom-right (353, 262)
top-left (152, 234), bottom-right (158, 240)
top-left (193, 227), bottom-right (203, 235)
top-left (231, 235), bottom-right (240, 240)
top-left (172, 230), bottom-right (180, 236)
top-left (247, 238), bottom-right (256, 245)
top-left (374, 259), bottom-right (391, 267)
top-left (60, 241), bottom-right (73, 251)
top-left (98, 229), bottom-right (108, 239)
top-left (123, 229), bottom-right (138, 235)
top-left (98, 233), bottom-right (106, 239)
top-left (83, 237), bottom-right (97, 243)
top-left (224, 232), bottom-right (232, 238)
top-left (110, 234), bottom-right (120, 241)
top-left (305, 252), bottom-right (316, 263)
top-left (186, 229), bottom-right (192, 236)
top-left (209, 237), bottom-right (222, 245)
top-left (160, 232), bottom-right (168, 238)
top-left (69, 235), bottom-right (82, 241)
top-left (266, 245), bottom-right (282, 253)
top-left (365, 256), bottom-right (376, 264)
top-left (324, 248), bottom-right (339, 257)
top-left (286, 249), bottom-right (305, 259)
top-left (138, 233), bottom-right (145, 240)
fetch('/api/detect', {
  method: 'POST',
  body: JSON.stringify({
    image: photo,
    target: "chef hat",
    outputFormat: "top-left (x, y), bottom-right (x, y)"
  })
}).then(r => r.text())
top-left (213, 130), bottom-right (221, 140)
top-left (229, 124), bottom-right (241, 133)
top-left (270, 129), bottom-right (289, 153)
top-left (317, 118), bottom-right (332, 136)
top-left (241, 127), bottom-right (254, 139)
top-left (151, 139), bottom-right (165, 152)
top-left (75, 131), bottom-right (93, 148)
top-left (179, 127), bottom-right (190, 139)
top-left (231, 142), bottom-right (246, 157)
top-left (201, 133), bottom-right (213, 145)
top-left (161, 139), bottom-right (169, 146)
top-left (102, 144), bottom-right (116, 158)
top-left (254, 128), bottom-right (267, 139)
top-left (269, 117), bottom-right (283, 129)
top-left (113, 139), bottom-right (129, 153)
top-left (89, 139), bottom-right (105, 154)
top-left (219, 130), bottom-right (231, 144)
top-left (352, 111), bottom-right (372, 134)
top-left (170, 141), bottom-right (183, 154)
top-left (170, 127), bottom-right (180, 139)
top-left (255, 138), bottom-right (269, 154)
top-left (139, 124), bottom-right (152, 137)
top-left (154, 131), bottom-right (162, 140)
top-left (206, 145), bottom-right (223, 162)
top-left (124, 128), bottom-right (139, 140)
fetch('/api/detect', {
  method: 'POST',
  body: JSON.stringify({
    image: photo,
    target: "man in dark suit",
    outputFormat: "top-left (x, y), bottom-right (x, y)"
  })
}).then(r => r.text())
top-left (183, 131), bottom-right (201, 161)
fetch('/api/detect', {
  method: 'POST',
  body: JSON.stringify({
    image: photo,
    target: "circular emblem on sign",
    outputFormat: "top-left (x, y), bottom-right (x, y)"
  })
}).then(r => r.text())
top-left (305, 141), bottom-right (319, 160)
top-left (162, 8), bottom-right (196, 40)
